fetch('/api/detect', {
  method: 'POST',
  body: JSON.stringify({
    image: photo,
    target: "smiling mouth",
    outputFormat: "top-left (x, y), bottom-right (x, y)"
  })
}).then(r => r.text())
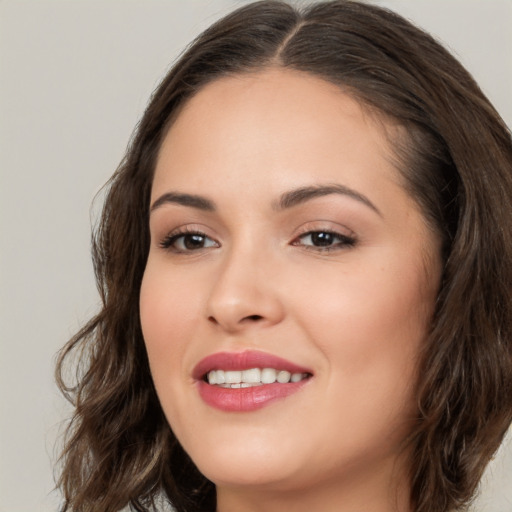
top-left (194, 351), bottom-right (313, 411)
top-left (205, 368), bottom-right (311, 388)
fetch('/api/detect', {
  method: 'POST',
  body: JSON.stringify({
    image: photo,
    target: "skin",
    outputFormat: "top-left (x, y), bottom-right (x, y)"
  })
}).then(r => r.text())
top-left (140, 68), bottom-right (442, 512)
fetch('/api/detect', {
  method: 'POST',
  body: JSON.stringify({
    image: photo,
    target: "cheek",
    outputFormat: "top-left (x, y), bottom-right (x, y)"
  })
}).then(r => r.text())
top-left (139, 263), bottom-right (206, 436)
top-left (140, 256), bottom-right (202, 334)
top-left (139, 263), bottom-right (200, 383)
top-left (304, 257), bottom-right (431, 321)
top-left (290, 250), bottom-right (436, 391)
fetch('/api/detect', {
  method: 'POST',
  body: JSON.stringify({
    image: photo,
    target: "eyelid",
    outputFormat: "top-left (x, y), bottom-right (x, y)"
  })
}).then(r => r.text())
top-left (290, 222), bottom-right (357, 252)
top-left (293, 231), bottom-right (356, 251)
top-left (158, 225), bottom-right (220, 252)
top-left (291, 221), bottom-right (355, 240)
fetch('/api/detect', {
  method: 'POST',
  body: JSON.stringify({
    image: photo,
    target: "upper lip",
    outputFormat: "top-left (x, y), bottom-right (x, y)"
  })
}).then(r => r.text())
top-left (192, 350), bottom-right (313, 380)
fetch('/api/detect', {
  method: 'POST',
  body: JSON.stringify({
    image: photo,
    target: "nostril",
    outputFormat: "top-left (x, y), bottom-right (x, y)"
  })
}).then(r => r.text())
top-left (207, 313), bottom-right (264, 328)
top-left (244, 315), bottom-right (263, 321)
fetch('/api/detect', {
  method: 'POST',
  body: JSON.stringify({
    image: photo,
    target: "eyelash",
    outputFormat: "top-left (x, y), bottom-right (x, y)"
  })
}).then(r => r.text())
top-left (292, 230), bottom-right (356, 252)
top-left (159, 228), bottom-right (218, 253)
top-left (159, 228), bottom-right (356, 253)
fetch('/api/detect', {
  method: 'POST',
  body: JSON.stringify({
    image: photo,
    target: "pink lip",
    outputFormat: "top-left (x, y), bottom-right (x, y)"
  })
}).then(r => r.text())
top-left (193, 350), bottom-right (312, 412)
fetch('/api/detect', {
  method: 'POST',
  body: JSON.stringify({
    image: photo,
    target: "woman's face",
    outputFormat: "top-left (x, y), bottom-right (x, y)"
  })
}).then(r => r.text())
top-left (140, 68), bottom-right (442, 502)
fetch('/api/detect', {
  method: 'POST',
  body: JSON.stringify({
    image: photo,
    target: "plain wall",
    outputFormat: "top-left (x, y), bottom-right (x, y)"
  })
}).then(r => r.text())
top-left (0, 1), bottom-right (511, 511)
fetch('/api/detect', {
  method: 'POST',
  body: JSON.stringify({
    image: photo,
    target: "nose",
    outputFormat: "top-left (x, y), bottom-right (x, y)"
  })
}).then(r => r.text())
top-left (205, 246), bottom-right (285, 333)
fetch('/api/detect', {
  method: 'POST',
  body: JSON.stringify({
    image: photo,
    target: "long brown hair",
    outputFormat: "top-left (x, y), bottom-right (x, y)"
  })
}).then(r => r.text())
top-left (56, 1), bottom-right (512, 511)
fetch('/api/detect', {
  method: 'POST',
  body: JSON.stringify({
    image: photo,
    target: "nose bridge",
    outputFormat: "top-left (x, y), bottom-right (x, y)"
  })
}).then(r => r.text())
top-left (205, 234), bottom-right (283, 331)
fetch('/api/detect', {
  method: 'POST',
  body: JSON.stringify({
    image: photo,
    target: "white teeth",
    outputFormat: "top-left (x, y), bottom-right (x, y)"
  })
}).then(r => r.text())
top-left (277, 370), bottom-right (291, 383)
top-left (208, 370), bottom-right (228, 384)
top-left (291, 372), bottom-right (303, 383)
top-left (242, 368), bottom-right (261, 383)
top-left (261, 368), bottom-right (277, 384)
top-left (224, 370), bottom-right (242, 384)
top-left (206, 367), bottom-right (309, 387)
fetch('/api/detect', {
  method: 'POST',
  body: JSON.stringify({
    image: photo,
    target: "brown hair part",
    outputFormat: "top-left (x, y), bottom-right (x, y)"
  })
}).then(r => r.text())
top-left (55, 2), bottom-right (512, 511)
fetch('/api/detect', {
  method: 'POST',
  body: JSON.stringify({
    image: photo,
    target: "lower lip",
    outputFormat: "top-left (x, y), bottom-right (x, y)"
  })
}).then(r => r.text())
top-left (197, 380), bottom-right (309, 412)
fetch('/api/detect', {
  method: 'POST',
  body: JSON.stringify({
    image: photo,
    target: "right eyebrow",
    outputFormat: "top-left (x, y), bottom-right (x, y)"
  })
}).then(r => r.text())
top-left (273, 184), bottom-right (382, 217)
top-left (150, 192), bottom-right (216, 213)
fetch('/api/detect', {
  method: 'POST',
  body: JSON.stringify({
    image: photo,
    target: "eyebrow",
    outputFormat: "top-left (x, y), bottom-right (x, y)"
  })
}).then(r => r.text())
top-left (150, 192), bottom-right (216, 212)
top-left (273, 184), bottom-right (381, 216)
top-left (150, 184), bottom-right (380, 216)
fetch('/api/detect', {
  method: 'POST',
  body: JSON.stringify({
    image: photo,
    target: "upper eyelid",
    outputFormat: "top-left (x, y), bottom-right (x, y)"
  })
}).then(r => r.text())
top-left (157, 223), bottom-right (216, 241)
top-left (293, 230), bottom-right (356, 243)
top-left (291, 222), bottom-right (358, 248)
top-left (292, 220), bottom-right (356, 238)
top-left (157, 223), bottom-right (217, 239)
top-left (168, 227), bottom-right (215, 239)
top-left (159, 230), bottom-right (219, 252)
top-left (296, 229), bottom-right (352, 238)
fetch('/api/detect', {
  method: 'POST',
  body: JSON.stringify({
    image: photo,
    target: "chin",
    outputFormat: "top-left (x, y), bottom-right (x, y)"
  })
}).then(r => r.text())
top-left (202, 464), bottom-right (288, 489)
top-left (179, 427), bottom-right (307, 489)
top-left (199, 458), bottom-right (306, 492)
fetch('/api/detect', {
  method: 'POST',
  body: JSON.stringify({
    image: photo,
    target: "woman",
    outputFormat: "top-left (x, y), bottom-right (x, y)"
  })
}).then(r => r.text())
top-left (56, 1), bottom-right (512, 511)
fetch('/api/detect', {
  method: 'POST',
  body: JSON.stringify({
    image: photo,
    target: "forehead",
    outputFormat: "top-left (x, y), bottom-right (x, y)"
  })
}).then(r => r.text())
top-left (153, 68), bottom-right (402, 198)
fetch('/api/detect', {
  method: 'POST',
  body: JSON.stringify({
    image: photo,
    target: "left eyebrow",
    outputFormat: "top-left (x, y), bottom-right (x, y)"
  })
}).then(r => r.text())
top-left (273, 184), bottom-right (381, 216)
top-left (150, 192), bottom-right (216, 213)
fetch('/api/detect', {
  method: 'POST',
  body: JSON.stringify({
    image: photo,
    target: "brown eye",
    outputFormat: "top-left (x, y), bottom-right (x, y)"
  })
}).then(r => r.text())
top-left (309, 232), bottom-right (335, 246)
top-left (181, 234), bottom-right (209, 250)
top-left (296, 231), bottom-right (356, 250)
top-left (160, 232), bottom-right (218, 252)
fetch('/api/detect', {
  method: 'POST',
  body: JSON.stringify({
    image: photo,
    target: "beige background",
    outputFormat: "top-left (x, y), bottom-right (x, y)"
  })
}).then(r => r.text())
top-left (1, 1), bottom-right (511, 511)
